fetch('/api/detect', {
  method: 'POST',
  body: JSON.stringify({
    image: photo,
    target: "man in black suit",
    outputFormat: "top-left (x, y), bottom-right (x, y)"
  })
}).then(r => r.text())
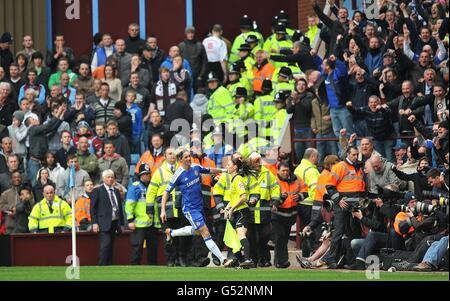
top-left (90, 169), bottom-right (125, 266)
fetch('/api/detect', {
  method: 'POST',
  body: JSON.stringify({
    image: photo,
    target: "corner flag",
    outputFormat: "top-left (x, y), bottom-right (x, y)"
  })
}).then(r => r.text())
top-left (224, 220), bottom-right (241, 253)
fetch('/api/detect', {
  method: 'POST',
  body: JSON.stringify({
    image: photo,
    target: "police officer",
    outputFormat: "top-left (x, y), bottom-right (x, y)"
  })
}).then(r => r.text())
top-left (273, 66), bottom-right (294, 96)
top-left (230, 15), bottom-right (264, 64)
top-left (28, 184), bottom-right (72, 233)
top-left (206, 72), bottom-right (234, 125)
top-left (126, 164), bottom-right (155, 265)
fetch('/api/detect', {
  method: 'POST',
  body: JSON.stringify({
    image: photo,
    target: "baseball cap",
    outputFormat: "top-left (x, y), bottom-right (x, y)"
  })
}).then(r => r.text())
top-left (393, 142), bottom-right (408, 151)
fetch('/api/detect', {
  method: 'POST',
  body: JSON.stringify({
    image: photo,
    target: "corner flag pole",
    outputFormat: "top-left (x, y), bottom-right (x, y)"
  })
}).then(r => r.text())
top-left (69, 164), bottom-right (78, 268)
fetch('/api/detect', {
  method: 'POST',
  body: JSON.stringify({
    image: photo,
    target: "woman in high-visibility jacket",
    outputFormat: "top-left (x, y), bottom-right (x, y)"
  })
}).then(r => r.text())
top-left (272, 162), bottom-right (307, 268)
top-left (223, 157), bottom-right (258, 268)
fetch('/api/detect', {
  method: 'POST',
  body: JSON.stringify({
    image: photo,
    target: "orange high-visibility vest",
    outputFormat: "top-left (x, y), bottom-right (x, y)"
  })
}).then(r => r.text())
top-left (329, 161), bottom-right (365, 194)
top-left (394, 212), bottom-right (415, 238)
top-left (253, 63), bottom-right (275, 93)
top-left (314, 169), bottom-right (333, 202)
top-left (192, 156), bottom-right (217, 209)
top-left (75, 195), bottom-right (91, 226)
top-left (278, 177), bottom-right (307, 209)
top-left (135, 151), bottom-right (165, 175)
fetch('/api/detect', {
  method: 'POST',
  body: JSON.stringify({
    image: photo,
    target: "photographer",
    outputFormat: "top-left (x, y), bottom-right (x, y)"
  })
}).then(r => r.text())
top-left (296, 196), bottom-right (334, 269)
top-left (392, 157), bottom-right (432, 201)
top-left (347, 185), bottom-right (405, 270)
top-left (394, 195), bottom-right (439, 252)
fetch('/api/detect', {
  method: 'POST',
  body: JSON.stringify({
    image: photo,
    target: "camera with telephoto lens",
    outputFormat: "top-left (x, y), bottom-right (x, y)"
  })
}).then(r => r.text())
top-left (422, 191), bottom-right (449, 206)
top-left (396, 201), bottom-right (437, 215)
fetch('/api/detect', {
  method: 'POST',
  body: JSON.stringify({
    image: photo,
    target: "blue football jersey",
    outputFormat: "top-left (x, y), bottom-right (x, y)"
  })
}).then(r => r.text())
top-left (165, 164), bottom-right (210, 212)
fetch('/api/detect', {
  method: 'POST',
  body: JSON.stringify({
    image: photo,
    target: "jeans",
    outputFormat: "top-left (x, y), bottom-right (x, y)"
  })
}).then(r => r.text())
top-left (350, 238), bottom-right (365, 256)
top-left (316, 133), bottom-right (339, 162)
top-left (330, 107), bottom-right (354, 139)
top-left (294, 128), bottom-right (313, 163)
top-left (131, 135), bottom-right (142, 155)
top-left (373, 139), bottom-right (395, 163)
top-left (27, 158), bottom-right (41, 187)
top-left (353, 119), bottom-right (368, 138)
top-left (423, 236), bottom-right (449, 268)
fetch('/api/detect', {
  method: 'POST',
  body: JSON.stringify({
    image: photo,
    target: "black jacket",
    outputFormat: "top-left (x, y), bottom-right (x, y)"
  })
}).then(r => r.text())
top-left (90, 185), bottom-right (125, 232)
top-left (14, 199), bottom-right (33, 233)
top-left (273, 47), bottom-right (318, 72)
top-left (125, 36), bottom-right (146, 56)
top-left (164, 99), bottom-right (193, 129)
top-left (148, 123), bottom-right (172, 147)
top-left (178, 39), bottom-right (207, 78)
top-left (147, 48), bottom-right (167, 83)
top-left (286, 90), bottom-right (314, 129)
top-left (388, 95), bottom-right (425, 134)
top-left (107, 134), bottom-right (131, 165)
top-left (28, 118), bottom-right (63, 161)
top-left (45, 47), bottom-right (76, 71)
top-left (392, 167), bottom-right (432, 201)
top-left (0, 101), bottom-right (14, 126)
top-left (347, 106), bottom-right (394, 140)
top-left (115, 114), bottom-right (132, 143)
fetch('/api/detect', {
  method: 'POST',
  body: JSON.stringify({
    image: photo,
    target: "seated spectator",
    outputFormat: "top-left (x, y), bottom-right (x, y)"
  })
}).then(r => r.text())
top-left (18, 69), bottom-right (46, 105)
top-left (75, 180), bottom-right (94, 231)
top-left (56, 154), bottom-right (90, 204)
top-left (97, 140), bottom-right (129, 187)
top-left (54, 130), bottom-right (76, 169)
top-left (0, 171), bottom-right (24, 233)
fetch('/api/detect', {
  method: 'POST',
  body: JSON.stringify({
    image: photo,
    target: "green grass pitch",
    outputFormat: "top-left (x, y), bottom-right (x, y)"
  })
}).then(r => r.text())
top-left (0, 266), bottom-right (447, 281)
